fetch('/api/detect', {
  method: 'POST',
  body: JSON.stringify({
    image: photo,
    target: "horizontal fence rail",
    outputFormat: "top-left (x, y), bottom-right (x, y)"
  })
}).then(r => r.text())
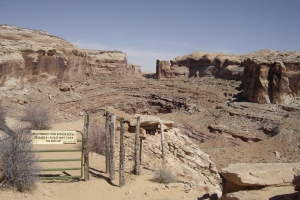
top-left (30, 130), bottom-right (84, 180)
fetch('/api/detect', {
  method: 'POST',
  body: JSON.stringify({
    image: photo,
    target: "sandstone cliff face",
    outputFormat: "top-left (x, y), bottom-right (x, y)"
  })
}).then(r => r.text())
top-left (242, 50), bottom-right (300, 104)
top-left (157, 50), bottom-right (300, 104)
top-left (0, 25), bottom-right (140, 90)
top-left (156, 52), bottom-right (243, 81)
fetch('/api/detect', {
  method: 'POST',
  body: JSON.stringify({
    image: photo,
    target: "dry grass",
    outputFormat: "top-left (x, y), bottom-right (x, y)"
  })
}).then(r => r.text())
top-left (88, 122), bottom-right (105, 155)
top-left (152, 166), bottom-right (178, 184)
top-left (0, 130), bottom-right (40, 192)
top-left (20, 104), bottom-right (51, 130)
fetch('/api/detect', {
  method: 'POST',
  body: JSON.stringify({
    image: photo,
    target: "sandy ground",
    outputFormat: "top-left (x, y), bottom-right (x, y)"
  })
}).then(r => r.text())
top-left (0, 120), bottom-right (206, 200)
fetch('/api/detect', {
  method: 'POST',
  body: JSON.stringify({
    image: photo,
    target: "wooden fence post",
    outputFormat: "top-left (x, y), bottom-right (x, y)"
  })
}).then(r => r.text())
top-left (84, 113), bottom-right (90, 180)
top-left (134, 116), bottom-right (141, 175)
top-left (105, 111), bottom-right (110, 173)
top-left (109, 114), bottom-right (116, 181)
top-left (0, 121), bottom-right (16, 137)
top-left (160, 121), bottom-right (166, 167)
top-left (119, 118), bottom-right (125, 186)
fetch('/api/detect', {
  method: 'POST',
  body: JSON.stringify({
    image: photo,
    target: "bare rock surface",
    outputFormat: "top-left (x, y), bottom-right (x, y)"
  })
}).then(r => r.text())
top-left (220, 162), bottom-right (300, 198)
top-left (0, 25), bottom-right (141, 90)
top-left (221, 186), bottom-right (297, 200)
top-left (156, 52), bottom-right (242, 81)
top-left (221, 162), bottom-right (300, 187)
top-left (156, 50), bottom-right (300, 104)
top-left (0, 25), bottom-right (299, 199)
top-left (293, 172), bottom-right (300, 192)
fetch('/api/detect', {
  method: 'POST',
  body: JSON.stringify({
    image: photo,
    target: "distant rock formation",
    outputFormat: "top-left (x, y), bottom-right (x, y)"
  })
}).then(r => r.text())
top-left (156, 50), bottom-right (300, 104)
top-left (156, 52), bottom-right (243, 81)
top-left (242, 50), bottom-right (300, 104)
top-left (0, 25), bottom-right (141, 90)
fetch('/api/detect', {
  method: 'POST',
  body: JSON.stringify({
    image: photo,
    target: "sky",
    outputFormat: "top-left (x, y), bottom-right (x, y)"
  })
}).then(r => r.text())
top-left (0, 0), bottom-right (299, 72)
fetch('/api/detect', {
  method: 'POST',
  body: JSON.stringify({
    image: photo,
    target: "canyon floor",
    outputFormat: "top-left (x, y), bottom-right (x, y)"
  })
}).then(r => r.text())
top-left (0, 76), bottom-right (299, 199)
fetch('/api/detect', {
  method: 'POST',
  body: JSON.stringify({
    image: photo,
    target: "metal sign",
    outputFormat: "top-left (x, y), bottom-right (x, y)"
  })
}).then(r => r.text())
top-left (31, 130), bottom-right (84, 180)
top-left (31, 130), bottom-right (77, 144)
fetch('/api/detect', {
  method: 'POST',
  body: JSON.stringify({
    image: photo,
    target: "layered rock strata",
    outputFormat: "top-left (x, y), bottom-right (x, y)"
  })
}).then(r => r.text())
top-left (107, 109), bottom-right (222, 196)
top-left (156, 50), bottom-right (300, 104)
top-left (220, 162), bottom-right (300, 198)
top-left (242, 50), bottom-right (300, 104)
top-left (0, 25), bottom-right (140, 90)
top-left (156, 52), bottom-right (242, 81)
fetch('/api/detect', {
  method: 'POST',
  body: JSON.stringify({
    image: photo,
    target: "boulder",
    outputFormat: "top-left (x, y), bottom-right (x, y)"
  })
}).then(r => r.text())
top-left (106, 107), bottom-right (133, 123)
top-left (130, 114), bottom-right (161, 128)
top-left (221, 186), bottom-right (297, 200)
top-left (221, 162), bottom-right (300, 194)
top-left (293, 172), bottom-right (300, 192)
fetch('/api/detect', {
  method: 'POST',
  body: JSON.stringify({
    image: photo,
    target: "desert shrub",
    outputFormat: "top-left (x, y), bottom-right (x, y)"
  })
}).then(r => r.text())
top-left (258, 121), bottom-right (281, 137)
top-left (88, 122), bottom-right (105, 155)
top-left (152, 167), bottom-right (178, 184)
top-left (21, 104), bottom-right (51, 130)
top-left (0, 104), bottom-right (7, 123)
top-left (0, 130), bottom-right (40, 191)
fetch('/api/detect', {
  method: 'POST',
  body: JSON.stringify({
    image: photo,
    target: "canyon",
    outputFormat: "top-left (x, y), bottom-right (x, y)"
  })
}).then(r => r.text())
top-left (0, 25), bottom-right (299, 199)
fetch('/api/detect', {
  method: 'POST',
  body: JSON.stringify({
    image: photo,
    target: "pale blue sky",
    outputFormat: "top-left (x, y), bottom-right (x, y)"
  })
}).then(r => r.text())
top-left (1, 0), bottom-right (299, 72)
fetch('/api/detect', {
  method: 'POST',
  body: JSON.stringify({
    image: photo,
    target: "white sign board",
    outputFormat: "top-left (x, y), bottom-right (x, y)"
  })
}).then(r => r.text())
top-left (31, 130), bottom-right (77, 144)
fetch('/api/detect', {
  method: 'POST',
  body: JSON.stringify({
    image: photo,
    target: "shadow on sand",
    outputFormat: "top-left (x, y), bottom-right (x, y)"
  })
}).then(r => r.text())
top-left (89, 167), bottom-right (118, 187)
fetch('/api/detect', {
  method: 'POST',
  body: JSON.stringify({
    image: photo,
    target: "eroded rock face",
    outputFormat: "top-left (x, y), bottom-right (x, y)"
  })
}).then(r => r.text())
top-left (156, 50), bottom-right (300, 104)
top-left (0, 25), bottom-right (141, 90)
top-left (242, 50), bottom-right (300, 104)
top-left (156, 52), bottom-right (243, 80)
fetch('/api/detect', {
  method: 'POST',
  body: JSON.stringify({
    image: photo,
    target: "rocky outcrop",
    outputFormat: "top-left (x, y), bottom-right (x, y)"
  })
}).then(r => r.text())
top-left (156, 52), bottom-right (243, 81)
top-left (220, 162), bottom-right (300, 199)
top-left (156, 50), bottom-right (300, 104)
top-left (106, 109), bottom-right (222, 196)
top-left (0, 25), bottom-right (141, 90)
top-left (242, 50), bottom-right (300, 104)
top-left (132, 126), bottom-right (222, 196)
top-left (221, 186), bottom-right (298, 200)
top-left (293, 172), bottom-right (300, 192)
